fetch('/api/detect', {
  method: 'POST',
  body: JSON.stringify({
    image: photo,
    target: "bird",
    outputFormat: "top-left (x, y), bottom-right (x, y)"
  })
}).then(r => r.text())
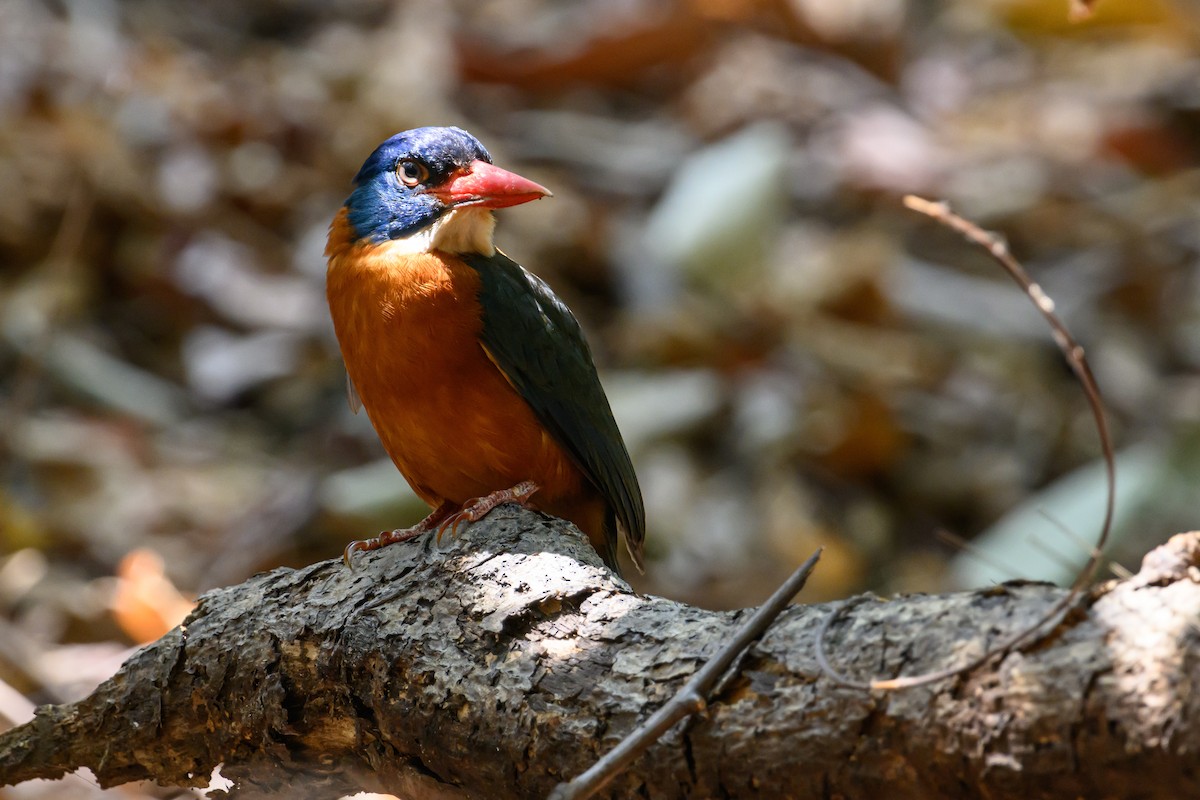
top-left (325, 126), bottom-right (645, 575)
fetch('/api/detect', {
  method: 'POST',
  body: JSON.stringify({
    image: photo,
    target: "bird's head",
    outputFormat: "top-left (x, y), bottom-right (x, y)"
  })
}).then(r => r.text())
top-left (342, 126), bottom-right (550, 255)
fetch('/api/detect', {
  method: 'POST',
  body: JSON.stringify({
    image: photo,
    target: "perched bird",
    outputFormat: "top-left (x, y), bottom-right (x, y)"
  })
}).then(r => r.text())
top-left (326, 126), bottom-right (645, 575)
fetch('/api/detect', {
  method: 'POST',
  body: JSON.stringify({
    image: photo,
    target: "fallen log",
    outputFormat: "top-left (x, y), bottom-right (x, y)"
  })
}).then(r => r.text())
top-left (1, 508), bottom-right (1196, 799)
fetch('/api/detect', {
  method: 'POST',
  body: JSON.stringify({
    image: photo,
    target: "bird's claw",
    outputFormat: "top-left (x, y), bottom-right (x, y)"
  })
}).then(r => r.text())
top-left (343, 540), bottom-right (364, 570)
top-left (341, 526), bottom-right (428, 569)
top-left (342, 484), bottom-right (539, 566)
top-left (435, 480), bottom-right (540, 544)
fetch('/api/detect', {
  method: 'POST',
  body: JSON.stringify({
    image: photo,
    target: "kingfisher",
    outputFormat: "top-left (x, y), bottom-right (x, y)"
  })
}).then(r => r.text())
top-left (325, 126), bottom-right (645, 575)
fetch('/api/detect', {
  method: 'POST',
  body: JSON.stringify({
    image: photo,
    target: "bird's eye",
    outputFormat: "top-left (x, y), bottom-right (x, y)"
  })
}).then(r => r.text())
top-left (397, 159), bottom-right (429, 187)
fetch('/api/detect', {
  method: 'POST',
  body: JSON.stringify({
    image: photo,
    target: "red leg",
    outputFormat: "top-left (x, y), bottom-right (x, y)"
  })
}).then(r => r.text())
top-left (343, 500), bottom-right (458, 567)
top-left (436, 480), bottom-right (540, 542)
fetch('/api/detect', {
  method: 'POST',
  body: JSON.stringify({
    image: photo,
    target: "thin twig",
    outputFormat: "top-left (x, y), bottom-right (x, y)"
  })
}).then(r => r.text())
top-left (816, 196), bottom-right (1115, 691)
top-left (1038, 508), bottom-right (1131, 579)
top-left (549, 548), bottom-right (823, 800)
top-left (1026, 533), bottom-right (1088, 576)
top-left (1108, 562), bottom-right (1134, 580)
top-left (935, 528), bottom-right (1021, 581)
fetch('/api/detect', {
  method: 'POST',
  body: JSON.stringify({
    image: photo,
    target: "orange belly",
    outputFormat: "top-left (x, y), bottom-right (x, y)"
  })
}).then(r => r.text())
top-left (326, 217), bottom-right (605, 541)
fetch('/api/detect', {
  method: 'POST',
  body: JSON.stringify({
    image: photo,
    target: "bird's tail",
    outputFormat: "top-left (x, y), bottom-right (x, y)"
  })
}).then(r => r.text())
top-left (599, 509), bottom-right (624, 577)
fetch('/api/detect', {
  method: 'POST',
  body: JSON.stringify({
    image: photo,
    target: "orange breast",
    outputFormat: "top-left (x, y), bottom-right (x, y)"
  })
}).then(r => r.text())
top-left (325, 210), bottom-right (602, 537)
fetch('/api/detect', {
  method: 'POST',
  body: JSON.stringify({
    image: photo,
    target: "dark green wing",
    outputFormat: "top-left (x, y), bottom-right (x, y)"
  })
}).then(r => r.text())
top-left (462, 251), bottom-right (645, 572)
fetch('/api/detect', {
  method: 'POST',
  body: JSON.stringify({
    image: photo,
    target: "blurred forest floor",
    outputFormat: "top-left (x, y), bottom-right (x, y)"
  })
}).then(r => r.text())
top-left (3, 0), bottom-right (1200, 796)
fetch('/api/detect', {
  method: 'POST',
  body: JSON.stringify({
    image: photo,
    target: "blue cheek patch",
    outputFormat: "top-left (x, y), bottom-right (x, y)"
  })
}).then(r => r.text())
top-left (344, 180), bottom-right (440, 244)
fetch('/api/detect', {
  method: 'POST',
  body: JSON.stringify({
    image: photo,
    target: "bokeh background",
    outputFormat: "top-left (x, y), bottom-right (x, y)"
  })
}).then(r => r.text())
top-left (3, 0), bottom-right (1200, 796)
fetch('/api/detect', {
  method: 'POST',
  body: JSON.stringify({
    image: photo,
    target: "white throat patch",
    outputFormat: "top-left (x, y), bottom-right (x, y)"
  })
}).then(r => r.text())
top-left (388, 207), bottom-right (497, 257)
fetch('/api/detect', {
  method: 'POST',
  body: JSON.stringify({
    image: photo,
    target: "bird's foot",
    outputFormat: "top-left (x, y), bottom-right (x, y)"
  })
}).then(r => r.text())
top-left (436, 480), bottom-right (540, 542)
top-left (343, 500), bottom-right (457, 568)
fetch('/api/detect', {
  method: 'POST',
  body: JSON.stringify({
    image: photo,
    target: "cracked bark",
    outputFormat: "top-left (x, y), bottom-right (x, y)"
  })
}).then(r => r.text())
top-left (0, 508), bottom-right (1197, 799)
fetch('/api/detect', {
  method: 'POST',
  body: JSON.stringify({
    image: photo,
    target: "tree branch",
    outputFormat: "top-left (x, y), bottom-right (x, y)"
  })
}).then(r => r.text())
top-left (1, 509), bottom-right (1197, 799)
top-left (550, 547), bottom-right (822, 799)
